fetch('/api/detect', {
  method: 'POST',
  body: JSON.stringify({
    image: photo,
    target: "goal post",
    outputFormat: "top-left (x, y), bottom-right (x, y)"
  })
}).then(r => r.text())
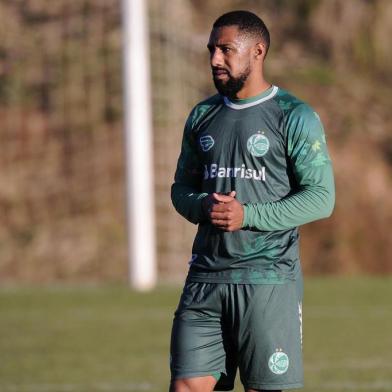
top-left (121, 0), bottom-right (157, 290)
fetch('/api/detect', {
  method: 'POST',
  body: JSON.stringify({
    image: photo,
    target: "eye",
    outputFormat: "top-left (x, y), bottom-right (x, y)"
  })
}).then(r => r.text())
top-left (222, 47), bottom-right (231, 54)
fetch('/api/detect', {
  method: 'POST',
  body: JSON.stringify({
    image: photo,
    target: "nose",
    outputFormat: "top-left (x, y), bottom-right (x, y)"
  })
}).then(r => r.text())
top-left (210, 48), bottom-right (224, 68)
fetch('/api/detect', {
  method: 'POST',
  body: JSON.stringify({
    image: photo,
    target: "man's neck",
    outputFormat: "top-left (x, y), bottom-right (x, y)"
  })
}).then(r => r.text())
top-left (233, 81), bottom-right (271, 100)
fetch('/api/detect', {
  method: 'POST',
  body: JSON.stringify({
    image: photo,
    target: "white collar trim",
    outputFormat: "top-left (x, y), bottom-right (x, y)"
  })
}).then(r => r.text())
top-left (223, 86), bottom-right (279, 110)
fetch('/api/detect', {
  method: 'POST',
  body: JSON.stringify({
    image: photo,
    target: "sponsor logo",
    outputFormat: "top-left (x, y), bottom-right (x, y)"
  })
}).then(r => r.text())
top-left (204, 163), bottom-right (266, 181)
top-left (199, 135), bottom-right (215, 152)
top-left (268, 350), bottom-right (289, 375)
top-left (247, 132), bottom-right (270, 157)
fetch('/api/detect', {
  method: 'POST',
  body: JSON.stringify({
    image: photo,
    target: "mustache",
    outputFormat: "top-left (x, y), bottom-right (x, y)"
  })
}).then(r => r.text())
top-left (212, 67), bottom-right (230, 75)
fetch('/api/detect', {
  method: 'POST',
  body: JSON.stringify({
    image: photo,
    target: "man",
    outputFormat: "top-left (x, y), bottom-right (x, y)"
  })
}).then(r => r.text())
top-left (170, 10), bottom-right (335, 392)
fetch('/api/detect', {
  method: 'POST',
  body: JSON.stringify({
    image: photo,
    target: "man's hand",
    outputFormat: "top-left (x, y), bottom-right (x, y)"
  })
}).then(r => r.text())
top-left (203, 191), bottom-right (244, 232)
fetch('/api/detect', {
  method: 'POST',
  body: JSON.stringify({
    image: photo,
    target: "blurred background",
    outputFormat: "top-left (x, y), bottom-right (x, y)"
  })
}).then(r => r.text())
top-left (0, 0), bottom-right (391, 285)
top-left (1, 1), bottom-right (392, 391)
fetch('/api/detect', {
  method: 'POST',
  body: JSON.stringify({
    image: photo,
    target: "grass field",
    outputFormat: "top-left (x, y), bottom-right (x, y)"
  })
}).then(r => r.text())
top-left (1, 277), bottom-right (391, 391)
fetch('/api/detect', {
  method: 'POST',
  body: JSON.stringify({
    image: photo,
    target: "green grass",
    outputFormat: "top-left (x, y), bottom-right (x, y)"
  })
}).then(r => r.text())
top-left (0, 277), bottom-right (391, 391)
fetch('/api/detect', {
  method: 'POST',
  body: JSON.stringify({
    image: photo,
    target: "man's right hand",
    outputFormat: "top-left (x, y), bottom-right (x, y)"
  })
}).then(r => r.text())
top-left (202, 191), bottom-right (236, 213)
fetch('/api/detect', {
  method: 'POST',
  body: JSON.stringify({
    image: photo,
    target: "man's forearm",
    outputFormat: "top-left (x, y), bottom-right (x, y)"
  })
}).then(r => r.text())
top-left (171, 183), bottom-right (208, 224)
top-left (243, 183), bottom-right (335, 231)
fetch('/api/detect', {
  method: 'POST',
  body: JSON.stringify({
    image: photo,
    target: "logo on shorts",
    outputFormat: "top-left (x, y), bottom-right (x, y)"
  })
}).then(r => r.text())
top-left (268, 349), bottom-right (289, 375)
top-left (199, 135), bottom-right (214, 152)
top-left (247, 132), bottom-right (270, 157)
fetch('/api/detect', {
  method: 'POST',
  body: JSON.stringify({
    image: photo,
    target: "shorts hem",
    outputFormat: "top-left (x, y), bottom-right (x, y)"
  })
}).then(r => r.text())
top-left (171, 369), bottom-right (225, 381)
top-left (186, 276), bottom-right (288, 285)
top-left (244, 381), bottom-right (303, 390)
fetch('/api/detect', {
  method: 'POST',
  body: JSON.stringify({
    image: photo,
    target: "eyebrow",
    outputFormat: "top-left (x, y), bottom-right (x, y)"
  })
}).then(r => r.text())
top-left (207, 42), bottom-right (235, 49)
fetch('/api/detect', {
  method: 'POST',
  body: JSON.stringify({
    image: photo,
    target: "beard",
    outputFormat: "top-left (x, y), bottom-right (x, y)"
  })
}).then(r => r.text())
top-left (212, 65), bottom-right (251, 98)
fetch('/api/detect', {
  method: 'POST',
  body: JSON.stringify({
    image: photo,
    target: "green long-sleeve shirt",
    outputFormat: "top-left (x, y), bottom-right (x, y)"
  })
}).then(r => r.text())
top-left (172, 86), bottom-right (335, 284)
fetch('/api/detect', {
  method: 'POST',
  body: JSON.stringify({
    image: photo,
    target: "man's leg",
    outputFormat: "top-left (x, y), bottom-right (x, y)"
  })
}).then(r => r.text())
top-left (235, 282), bottom-right (303, 391)
top-left (170, 375), bottom-right (217, 392)
top-left (170, 283), bottom-right (236, 391)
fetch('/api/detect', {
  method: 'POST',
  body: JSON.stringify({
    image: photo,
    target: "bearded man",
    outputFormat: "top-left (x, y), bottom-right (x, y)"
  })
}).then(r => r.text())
top-left (169, 10), bottom-right (335, 392)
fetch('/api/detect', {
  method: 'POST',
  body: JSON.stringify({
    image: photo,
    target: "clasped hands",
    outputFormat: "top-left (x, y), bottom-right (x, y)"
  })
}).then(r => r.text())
top-left (202, 191), bottom-right (244, 232)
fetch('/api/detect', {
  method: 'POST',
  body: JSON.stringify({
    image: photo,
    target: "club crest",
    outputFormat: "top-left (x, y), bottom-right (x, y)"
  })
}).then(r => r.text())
top-left (268, 350), bottom-right (289, 375)
top-left (247, 132), bottom-right (270, 157)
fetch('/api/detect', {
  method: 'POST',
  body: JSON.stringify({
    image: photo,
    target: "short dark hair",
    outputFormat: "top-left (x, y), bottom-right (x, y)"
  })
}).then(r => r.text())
top-left (213, 10), bottom-right (270, 56)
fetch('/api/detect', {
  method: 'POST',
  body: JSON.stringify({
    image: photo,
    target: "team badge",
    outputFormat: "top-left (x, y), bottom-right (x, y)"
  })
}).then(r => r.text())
top-left (268, 350), bottom-right (289, 375)
top-left (199, 135), bottom-right (214, 152)
top-left (247, 132), bottom-right (270, 157)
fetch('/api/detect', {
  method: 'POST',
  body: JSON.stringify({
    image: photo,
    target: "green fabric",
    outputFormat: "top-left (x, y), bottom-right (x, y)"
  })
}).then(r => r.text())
top-left (170, 281), bottom-right (304, 390)
top-left (171, 87), bottom-right (335, 284)
top-left (211, 371), bottom-right (222, 382)
top-left (171, 94), bottom-right (222, 224)
top-left (242, 102), bottom-right (335, 231)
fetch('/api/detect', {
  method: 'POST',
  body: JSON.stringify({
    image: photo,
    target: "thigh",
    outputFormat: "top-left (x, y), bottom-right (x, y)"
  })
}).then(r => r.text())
top-left (170, 282), bottom-right (237, 390)
top-left (237, 282), bottom-right (304, 391)
top-left (170, 375), bottom-right (217, 392)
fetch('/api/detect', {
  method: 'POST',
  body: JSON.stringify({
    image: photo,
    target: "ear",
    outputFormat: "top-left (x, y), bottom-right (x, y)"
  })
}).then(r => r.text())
top-left (254, 42), bottom-right (266, 60)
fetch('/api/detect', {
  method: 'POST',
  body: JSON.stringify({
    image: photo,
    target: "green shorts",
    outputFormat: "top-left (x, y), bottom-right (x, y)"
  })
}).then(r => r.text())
top-left (170, 280), bottom-right (303, 391)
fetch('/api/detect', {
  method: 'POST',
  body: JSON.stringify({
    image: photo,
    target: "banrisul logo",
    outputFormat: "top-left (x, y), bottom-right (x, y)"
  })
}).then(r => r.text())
top-left (268, 350), bottom-right (289, 375)
top-left (204, 163), bottom-right (266, 182)
top-left (247, 132), bottom-right (269, 157)
top-left (199, 135), bottom-right (214, 152)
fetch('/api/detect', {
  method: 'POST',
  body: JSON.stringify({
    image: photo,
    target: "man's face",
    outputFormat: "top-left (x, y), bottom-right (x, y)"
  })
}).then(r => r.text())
top-left (207, 26), bottom-right (254, 98)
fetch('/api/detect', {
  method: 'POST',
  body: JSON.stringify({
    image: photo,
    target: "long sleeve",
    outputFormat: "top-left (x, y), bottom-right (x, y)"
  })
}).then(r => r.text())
top-left (171, 112), bottom-right (208, 224)
top-left (243, 104), bottom-right (335, 231)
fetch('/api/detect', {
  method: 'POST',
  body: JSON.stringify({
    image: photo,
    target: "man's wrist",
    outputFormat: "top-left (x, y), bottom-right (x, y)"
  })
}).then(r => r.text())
top-left (242, 203), bottom-right (251, 228)
top-left (198, 193), bottom-right (209, 220)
